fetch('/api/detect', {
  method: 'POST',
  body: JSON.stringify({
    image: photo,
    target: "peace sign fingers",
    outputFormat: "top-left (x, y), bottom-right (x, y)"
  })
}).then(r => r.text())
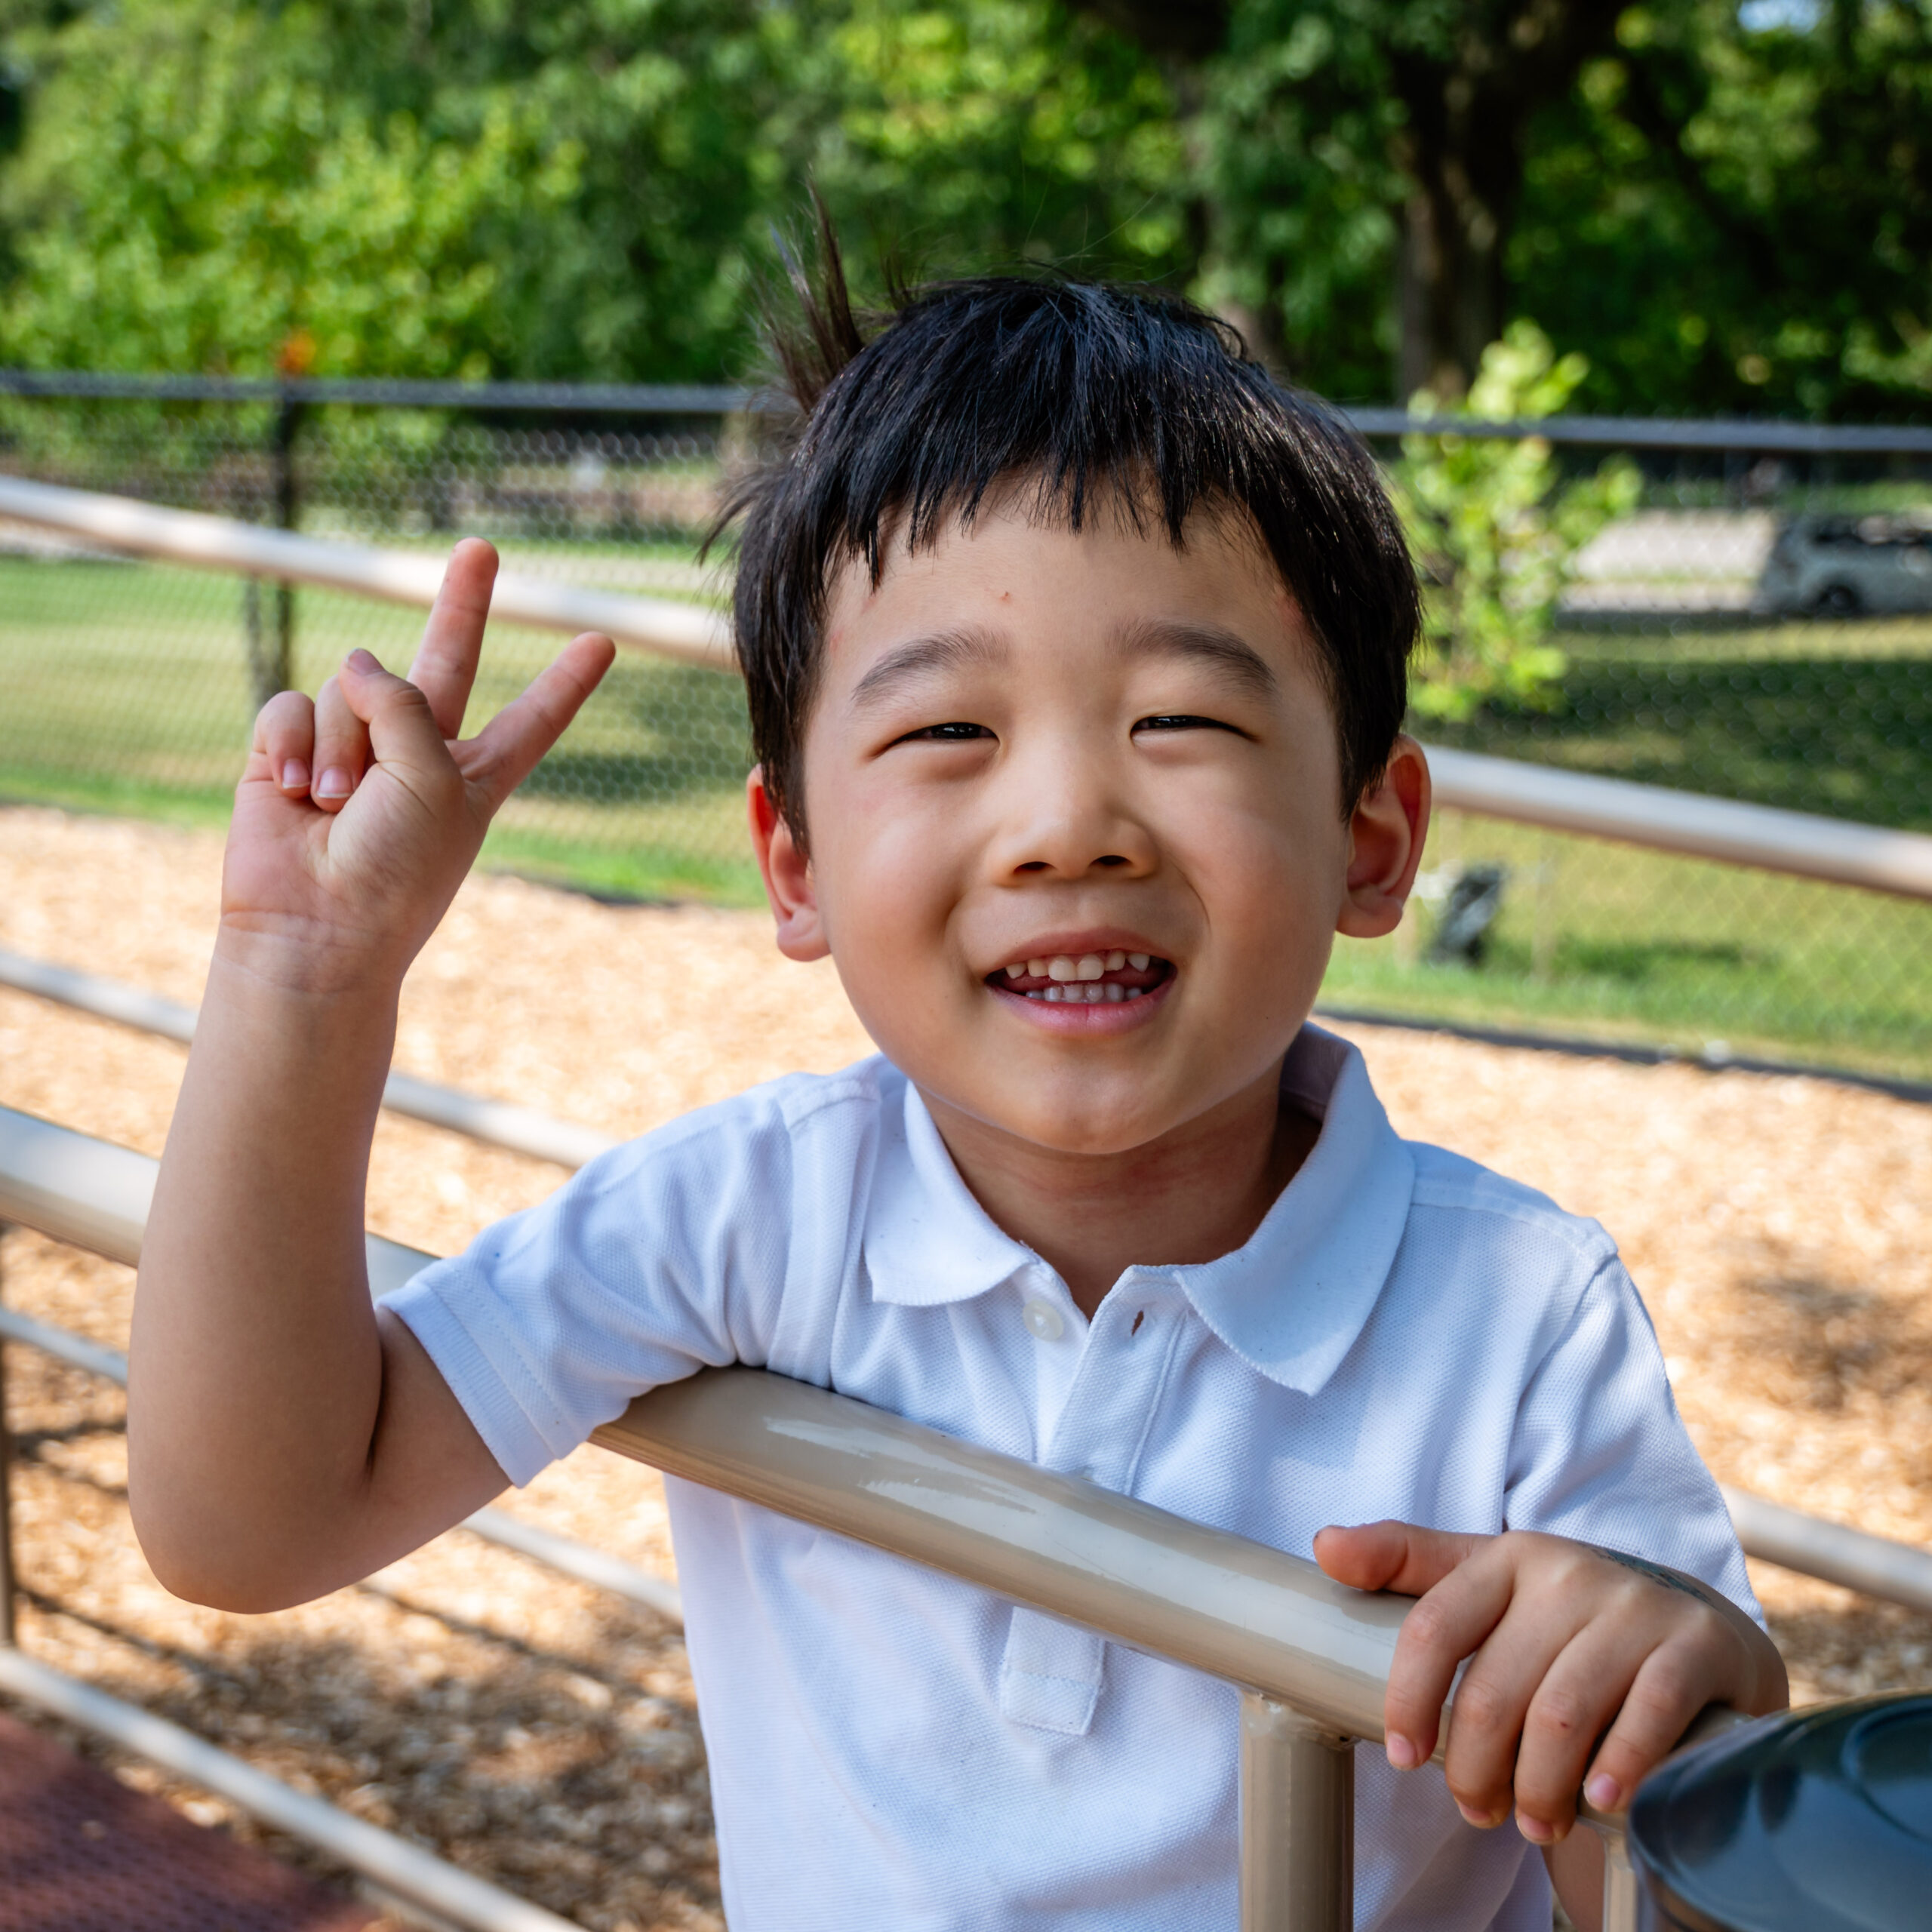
top-left (406, 538), bottom-right (502, 742)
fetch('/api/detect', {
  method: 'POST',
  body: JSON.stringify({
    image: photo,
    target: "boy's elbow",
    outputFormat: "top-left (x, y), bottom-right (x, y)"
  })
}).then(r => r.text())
top-left (130, 1495), bottom-right (325, 1616)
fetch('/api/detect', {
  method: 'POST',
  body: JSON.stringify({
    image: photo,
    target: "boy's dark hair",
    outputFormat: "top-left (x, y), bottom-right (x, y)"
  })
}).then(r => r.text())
top-left (716, 221), bottom-right (1419, 838)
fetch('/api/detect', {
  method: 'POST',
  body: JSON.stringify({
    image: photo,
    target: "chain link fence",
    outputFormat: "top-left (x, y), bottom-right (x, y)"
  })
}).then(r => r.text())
top-left (3, 376), bottom-right (1930, 1082)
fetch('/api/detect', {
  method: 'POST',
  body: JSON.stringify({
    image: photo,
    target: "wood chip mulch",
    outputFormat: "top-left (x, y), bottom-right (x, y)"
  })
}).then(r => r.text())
top-left (1, 801), bottom-right (1927, 1927)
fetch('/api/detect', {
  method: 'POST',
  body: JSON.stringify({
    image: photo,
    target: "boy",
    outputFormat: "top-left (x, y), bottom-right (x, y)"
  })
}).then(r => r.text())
top-left (131, 268), bottom-right (1784, 1932)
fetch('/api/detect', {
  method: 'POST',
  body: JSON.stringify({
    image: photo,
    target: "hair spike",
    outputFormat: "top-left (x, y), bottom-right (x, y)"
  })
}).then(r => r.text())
top-left (763, 189), bottom-right (866, 418)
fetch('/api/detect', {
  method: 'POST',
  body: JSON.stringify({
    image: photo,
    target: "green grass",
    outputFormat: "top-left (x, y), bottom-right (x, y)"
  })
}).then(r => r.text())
top-left (1436, 618), bottom-right (1932, 831)
top-left (3, 554), bottom-right (1930, 1076)
top-left (0, 556), bottom-right (765, 906)
top-left (1324, 811), bottom-right (1932, 1083)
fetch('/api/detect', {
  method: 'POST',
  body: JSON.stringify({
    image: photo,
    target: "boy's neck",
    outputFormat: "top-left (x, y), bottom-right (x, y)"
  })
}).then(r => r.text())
top-left (919, 1061), bottom-right (1319, 1318)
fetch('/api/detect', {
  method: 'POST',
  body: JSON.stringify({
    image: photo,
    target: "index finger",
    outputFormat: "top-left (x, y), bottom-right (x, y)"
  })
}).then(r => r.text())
top-left (407, 538), bottom-right (501, 740)
top-left (1382, 1543), bottom-right (1521, 1767)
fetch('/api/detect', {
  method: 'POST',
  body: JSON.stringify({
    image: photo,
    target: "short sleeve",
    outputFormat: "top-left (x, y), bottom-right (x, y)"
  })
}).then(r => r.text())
top-left (1503, 1254), bottom-right (1760, 1623)
top-left (383, 1085), bottom-right (808, 1487)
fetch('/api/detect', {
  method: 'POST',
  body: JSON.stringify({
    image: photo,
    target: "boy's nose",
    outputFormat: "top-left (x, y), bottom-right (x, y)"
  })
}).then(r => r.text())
top-left (988, 753), bottom-right (1155, 881)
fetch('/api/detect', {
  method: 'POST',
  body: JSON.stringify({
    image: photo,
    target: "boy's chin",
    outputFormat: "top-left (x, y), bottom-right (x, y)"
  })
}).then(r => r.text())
top-left (929, 1078), bottom-right (1233, 1162)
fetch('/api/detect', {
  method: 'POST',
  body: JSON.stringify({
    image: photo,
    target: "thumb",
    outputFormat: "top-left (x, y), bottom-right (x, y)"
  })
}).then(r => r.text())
top-left (1314, 1521), bottom-right (1491, 1597)
top-left (337, 649), bottom-right (453, 774)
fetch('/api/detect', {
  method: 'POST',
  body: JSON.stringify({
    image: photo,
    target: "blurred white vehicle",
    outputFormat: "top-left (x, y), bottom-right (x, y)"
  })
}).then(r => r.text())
top-left (1755, 512), bottom-right (1932, 617)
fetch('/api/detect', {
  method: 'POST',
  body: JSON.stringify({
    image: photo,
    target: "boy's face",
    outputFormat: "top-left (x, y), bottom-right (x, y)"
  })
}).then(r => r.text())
top-left (751, 497), bottom-right (1426, 1159)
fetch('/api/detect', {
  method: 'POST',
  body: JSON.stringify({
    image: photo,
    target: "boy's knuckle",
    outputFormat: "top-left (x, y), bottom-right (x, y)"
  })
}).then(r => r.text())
top-left (1451, 1673), bottom-right (1512, 1732)
top-left (1622, 1668), bottom-right (1693, 1734)
top-left (1527, 1687), bottom-right (1591, 1744)
top-left (1403, 1597), bottom-right (1457, 1651)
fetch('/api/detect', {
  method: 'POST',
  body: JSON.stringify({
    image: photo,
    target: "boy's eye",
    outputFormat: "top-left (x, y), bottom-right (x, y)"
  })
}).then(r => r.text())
top-left (896, 721), bottom-right (994, 743)
top-left (1134, 713), bottom-right (1241, 735)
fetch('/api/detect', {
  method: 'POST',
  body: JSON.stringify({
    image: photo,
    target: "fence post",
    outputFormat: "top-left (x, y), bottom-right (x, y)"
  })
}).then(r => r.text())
top-left (245, 389), bottom-right (305, 712)
top-left (1239, 1690), bottom-right (1353, 1931)
top-left (0, 1224), bottom-right (17, 1646)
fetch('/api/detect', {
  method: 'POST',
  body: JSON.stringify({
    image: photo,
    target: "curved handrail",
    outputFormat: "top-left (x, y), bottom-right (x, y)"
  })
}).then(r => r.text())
top-left (6, 474), bottom-right (1932, 898)
top-left (0, 474), bottom-right (736, 671)
top-left (10, 951), bottom-right (1932, 1614)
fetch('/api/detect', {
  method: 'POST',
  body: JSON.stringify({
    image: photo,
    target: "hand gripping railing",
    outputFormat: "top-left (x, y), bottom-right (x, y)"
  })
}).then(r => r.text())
top-left (0, 1102), bottom-right (1746, 1930)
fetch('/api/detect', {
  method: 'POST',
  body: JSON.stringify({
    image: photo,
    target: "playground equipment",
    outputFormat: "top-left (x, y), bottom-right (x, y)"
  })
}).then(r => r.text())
top-left (0, 1099), bottom-right (1729, 1932)
top-left (2, 475), bottom-right (1930, 1926)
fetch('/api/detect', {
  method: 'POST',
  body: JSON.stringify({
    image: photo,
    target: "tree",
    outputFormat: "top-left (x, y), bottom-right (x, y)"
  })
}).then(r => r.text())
top-left (1515, 0), bottom-right (1932, 418)
top-left (1397, 321), bottom-right (1638, 719)
top-left (1083, 0), bottom-right (1632, 398)
top-left (0, 0), bottom-right (792, 379)
top-left (0, 0), bottom-right (1189, 381)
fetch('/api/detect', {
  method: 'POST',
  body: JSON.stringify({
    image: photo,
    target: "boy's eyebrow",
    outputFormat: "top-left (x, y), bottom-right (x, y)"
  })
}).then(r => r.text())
top-left (1115, 619), bottom-right (1279, 697)
top-left (847, 626), bottom-right (1009, 710)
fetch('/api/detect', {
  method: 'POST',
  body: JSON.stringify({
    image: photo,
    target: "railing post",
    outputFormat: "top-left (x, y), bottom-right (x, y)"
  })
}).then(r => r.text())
top-left (0, 1223), bottom-right (17, 1645)
top-left (1239, 1690), bottom-right (1353, 1932)
top-left (1601, 1826), bottom-right (1644, 1932)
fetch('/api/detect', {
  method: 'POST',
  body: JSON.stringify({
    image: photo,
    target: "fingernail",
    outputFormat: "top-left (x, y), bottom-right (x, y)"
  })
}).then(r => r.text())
top-left (279, 756), bottom-right (310, 793)
top-left (1457, 1802), bottom-right (1497, 1829)
top-left (347, 649), bottom-right (380, 672)
top-left (1515, 1811), bottom-right (1556, 1844)
top-left (1585, 1773), bottom-right (1623, 1811)
top-left (315, 768), bottom-right (353, 800)
top-left (1386, 1733), bottom-right (1420, 1770)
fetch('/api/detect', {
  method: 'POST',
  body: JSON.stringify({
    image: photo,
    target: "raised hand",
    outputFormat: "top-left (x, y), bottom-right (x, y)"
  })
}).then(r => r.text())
top-left (222, 539), bottom-right (616, 992)
top-left (1314, 1521), bottom-right (1786, 1846)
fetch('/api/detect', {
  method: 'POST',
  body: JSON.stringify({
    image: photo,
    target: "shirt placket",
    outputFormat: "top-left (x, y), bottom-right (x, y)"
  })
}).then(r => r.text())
top-left (998, 1269), bottom-right (1186, 1736)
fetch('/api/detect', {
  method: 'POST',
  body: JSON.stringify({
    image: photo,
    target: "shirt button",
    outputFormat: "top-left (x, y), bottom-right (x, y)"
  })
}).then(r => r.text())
top-left (1020, 1298), bottom-right (1066, 1341)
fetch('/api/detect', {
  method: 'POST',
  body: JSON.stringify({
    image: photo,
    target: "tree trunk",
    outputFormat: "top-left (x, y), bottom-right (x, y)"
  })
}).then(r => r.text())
top-left (1386, 0), bottom-right (1626, 400)
top-left (1391, 71), bottom-right (1516, 401)
top-left (1075, 0), bottom-right (1628, 402)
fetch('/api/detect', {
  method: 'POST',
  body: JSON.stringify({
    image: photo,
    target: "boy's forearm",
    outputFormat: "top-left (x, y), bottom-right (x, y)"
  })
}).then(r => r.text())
top-left (131, 939), bottom-right (404, 1605)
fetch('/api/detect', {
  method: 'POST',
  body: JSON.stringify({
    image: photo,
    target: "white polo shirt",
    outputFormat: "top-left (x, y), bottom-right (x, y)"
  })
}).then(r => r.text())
top-left (389, 1026), bottom-right (1753, 1932)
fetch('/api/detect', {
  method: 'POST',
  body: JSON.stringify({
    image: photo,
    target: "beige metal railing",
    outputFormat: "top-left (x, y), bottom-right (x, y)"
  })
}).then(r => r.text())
top-left (6, 474), bottom-right (1932, 898)
top-left (0, 1100), bottom-right (1746, 1930)
top-left (6, 472), bottom-right (1925, 1924)
top-left (10, 944), bottom-right (1932, 1619)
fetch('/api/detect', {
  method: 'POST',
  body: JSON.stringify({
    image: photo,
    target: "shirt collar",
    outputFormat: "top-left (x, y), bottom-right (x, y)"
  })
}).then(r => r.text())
top-left (862, 1065), bottom-right (1038, 1306)
top-left (1175, 1026), bottom-right (1415, 1397)
top-left (860, 1026), bottom-right (1415, 1397)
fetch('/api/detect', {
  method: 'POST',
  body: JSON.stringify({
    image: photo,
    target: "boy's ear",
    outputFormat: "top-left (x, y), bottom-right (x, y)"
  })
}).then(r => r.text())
top-left (1337, 737), bottom-right (1432, 940)
top-left (748, 768), bottom-right (831, 961)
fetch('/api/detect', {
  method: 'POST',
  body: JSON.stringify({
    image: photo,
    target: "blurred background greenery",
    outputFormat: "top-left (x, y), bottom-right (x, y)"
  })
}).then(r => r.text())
top-left (1, 0), bottom-right (1928, 418)
top-left (1, 0), bottom-right (1929, 1082)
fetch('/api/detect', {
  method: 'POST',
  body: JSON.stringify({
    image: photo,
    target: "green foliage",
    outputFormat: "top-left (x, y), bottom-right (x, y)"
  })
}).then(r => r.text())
top-left (2, 0), bottom-right (1929, 417)
top-left (0, 0), bottom-right (1187, 381)
top-left (0, 1), bottom-right (573, 375)
top-left (0, 0), bottom-right (798, 379)
top-left (1188, 0), bottom-right (1405, 398)
top-left (798, 0), bottom-right (1188, 283)
top-left (1398, 324), bottom-right (1641, 721)
top-left (1517, 0), bottom-right (1932, 418)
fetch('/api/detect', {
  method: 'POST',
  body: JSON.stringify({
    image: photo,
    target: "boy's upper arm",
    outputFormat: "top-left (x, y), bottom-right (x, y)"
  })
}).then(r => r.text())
top-left (364, 1306), bottom-right (511, 1548)
top-left (1505, 1248), bottom-right (1756, 1617)
top-left (378, 1083), bottom-right (826, 1489)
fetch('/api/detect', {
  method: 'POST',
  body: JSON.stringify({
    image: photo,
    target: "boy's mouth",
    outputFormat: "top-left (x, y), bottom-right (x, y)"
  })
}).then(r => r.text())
top-left (985, 949), bottom-right (1174, 1005)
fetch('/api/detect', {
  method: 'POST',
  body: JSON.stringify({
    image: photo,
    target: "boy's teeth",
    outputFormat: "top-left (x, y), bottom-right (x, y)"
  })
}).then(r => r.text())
top-left (1029, 980), bottom-right (1149, 1005)
top-left (1000, 949), bottom-right (1165, 988)
top-left (1038, 952), bottom-right (1115, 983)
